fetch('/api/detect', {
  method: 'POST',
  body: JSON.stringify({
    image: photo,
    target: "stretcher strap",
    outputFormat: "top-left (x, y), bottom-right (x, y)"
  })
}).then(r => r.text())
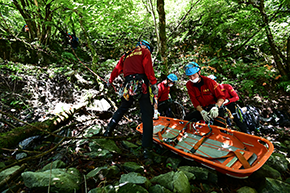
top-left (215, 116), bottom-right (227, 128)
top-left (190, 135), bottom-right (207, 154)
top-left (233, 150), bottom-right (251, 169)
top-left (157, 123), bottom-right (170, 142)
top-left (193, 150), bottom-right (251, 169)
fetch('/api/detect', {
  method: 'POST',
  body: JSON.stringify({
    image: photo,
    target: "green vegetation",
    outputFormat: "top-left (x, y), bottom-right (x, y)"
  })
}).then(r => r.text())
top-left (0, 0), bottom-right (289, 107)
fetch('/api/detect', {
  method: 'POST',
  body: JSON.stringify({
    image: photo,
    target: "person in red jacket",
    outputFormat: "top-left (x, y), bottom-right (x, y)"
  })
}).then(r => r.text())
top-left (106, 40), bottom-right (158, 158)
top-left (208, 75), bottom-right (250, 133)
top-left (154, 73), bottom-right (178, 119)
top-left (184, 62), bottom-right (226, 128)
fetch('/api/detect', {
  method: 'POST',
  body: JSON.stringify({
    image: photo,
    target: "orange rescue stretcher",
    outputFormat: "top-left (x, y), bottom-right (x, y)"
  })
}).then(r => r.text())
top-left (136, 116), bottom-right (274, 179)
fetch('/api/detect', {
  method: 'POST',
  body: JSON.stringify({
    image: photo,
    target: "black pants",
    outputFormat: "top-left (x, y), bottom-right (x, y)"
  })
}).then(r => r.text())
top-left (158, 100), bottom-right (173, 118)
top-left (226, 102), bottom-right (250, 133)
top-left (108, 91), bottom-right (154, 149)
top-left (184, 105), bottom-right (226, 128)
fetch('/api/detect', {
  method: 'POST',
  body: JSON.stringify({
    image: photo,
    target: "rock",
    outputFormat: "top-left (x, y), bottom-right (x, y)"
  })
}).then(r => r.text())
top-left (85, 149), bottom-right (112, 158)
top-left (123, 162), bottom-right (144, 173)
top-left (119, 172), bottom-right (151, 189)
top-left (266, 153), bottom-right (289, 173)
top-left (89, 139), bottom-right (122, 154)
top-left (85, 125), bottom-right (102, 137)
top-left (15, 152), bottom-right (27, 160)
top-left (88, 185), bottom-right (115, 193)
top-left (86, 165), bottom-right (121, 180)
top-left (18, 135), bottom-right (41, 150)
top-left (149, 184), bottom-right (173, 193)
top-left (117, 183), bottom-right (148, 193)
top-left (22, 168), bottom-right (82, 193)
top-left (86, 166), bottom-right (108, 179)
top-left (0, 165), bottom-right (20, 181)
top-left (259, 177), bottom-right (290, 193)
top-left (87, 98), bottom-right (111, 111)
top-left (121, 141), bottom-right (138, 149)
top-left (40, 160), bottom-right (66, 172)
top-left (86, 138), bottom-right (122, 158)
top-left (236, 186), bottom-right (258, 193)
top-left (150, 170), bottom-right (191, 193)
top-left (178, 166), bottom-right (208, 181)
top-left (150, 171), bottom-right (175, 190)
top-left (254, 164), bottom-right (282, 180)
top-left (172, 171), bottom-right (191, 193)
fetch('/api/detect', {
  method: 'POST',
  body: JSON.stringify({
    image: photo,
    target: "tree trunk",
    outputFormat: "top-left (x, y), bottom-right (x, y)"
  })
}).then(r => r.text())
top-left (250, 0), bottom-right (290, 79)
top-left (287, 35), bottom-right (290, 73)
top-left (12, 0), bottom-right (54, 46)
top-left (157, 0), bottom-right (168, 74)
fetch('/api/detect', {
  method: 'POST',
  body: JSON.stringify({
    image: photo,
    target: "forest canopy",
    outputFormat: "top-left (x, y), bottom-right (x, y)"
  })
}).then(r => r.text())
top-left (0, 0), bottom-right (290, 96)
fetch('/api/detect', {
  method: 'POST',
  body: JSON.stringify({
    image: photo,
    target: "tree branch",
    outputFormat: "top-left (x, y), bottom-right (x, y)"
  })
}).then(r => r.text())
top-left (168, 0), bottom-right (201, 40)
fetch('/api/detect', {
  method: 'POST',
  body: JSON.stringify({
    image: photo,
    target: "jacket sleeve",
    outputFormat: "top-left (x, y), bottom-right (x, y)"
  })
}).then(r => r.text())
top-left (211, 80), bottom-right (226, 101)
top-left (157, 83), bottom-right (162, 100)
top-left (225, 84), bottom-right (239, 103)
top-left (142, 49), bottom-right (157, 85)
top-left (186, 81), bottom-right (201, 108)
top-left (109, 56), bottom-right (124, 83)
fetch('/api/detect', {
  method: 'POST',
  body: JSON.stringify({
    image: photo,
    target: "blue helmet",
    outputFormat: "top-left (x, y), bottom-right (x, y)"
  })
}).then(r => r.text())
top-left (136, 40), bottom-right (153, 53)
top-left (167, 74), bottom-right (178, 82)
top-left (207, 75), bottom-right (216, 80)
top-left (184, 62), bottom-right (200, 76)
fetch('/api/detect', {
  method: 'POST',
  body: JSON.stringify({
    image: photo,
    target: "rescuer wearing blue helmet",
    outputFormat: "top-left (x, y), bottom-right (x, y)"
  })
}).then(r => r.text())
top-left (183, 62), bottom-right (227, 128)
top-left (167, 73), bottom-right (178, 82)
top-left (154, 73), bottom-right (178, 119)
top-left (136, 40), bottom-right (154, 53)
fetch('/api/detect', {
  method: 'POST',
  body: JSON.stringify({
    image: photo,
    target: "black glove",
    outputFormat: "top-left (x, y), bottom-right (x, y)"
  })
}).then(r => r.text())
top-left (151, 84), bottom-right (158, 96)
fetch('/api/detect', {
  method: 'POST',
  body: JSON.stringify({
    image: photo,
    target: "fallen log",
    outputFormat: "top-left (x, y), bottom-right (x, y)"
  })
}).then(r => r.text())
top-left (0, 105), bottom-right (85, 154)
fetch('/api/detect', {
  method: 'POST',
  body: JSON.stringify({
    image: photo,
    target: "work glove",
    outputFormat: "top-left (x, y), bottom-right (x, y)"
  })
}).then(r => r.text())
top-left (151, 84), bottom-right (158, 96)
top-left (153, 109), bottom-right (160, 119)
top-left (200, 110), bottom-right (211, 122)
top-left (223, 99), bottom-right (229, 105)
top-left (168, 94), bottom-right (173, 103)
top-left (209, 105), bottom-right (219, 119)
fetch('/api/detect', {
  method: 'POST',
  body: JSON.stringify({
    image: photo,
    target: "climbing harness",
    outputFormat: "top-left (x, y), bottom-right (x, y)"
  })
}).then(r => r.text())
top-left (122, 79), bottom-right (146, 101)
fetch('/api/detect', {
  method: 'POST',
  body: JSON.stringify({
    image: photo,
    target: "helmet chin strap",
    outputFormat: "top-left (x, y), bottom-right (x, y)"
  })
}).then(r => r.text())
top-left (165, 79), bottom-right (169, 87)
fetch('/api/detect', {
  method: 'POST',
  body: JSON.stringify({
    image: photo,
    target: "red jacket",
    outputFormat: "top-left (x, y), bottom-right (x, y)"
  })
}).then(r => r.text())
top-left (158, 80), bottom-right (170, 102)
top-left (186, 75), bottom-right (225, 108)
top-left (220, 84), bottom-right (239, 105)
top-left (109, 47), bottom-right (157, 85)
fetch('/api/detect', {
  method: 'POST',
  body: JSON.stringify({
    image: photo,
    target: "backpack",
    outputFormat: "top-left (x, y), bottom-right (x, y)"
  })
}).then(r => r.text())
top-left (236, 105), bottom-right (261, 132)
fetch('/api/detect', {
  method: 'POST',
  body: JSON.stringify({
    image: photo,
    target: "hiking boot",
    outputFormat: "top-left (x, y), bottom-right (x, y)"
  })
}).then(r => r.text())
top-left (104, 127), bottom-right (112, 137)
top-left (104, 122), bottom-right (116, 137)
